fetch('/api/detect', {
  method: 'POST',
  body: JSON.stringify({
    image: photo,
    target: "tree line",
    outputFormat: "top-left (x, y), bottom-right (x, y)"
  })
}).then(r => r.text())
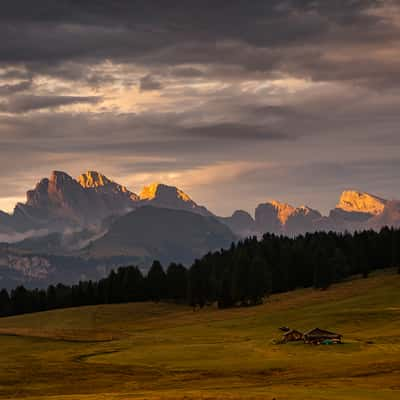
top-left (0, 227), bottom-right (399, 317)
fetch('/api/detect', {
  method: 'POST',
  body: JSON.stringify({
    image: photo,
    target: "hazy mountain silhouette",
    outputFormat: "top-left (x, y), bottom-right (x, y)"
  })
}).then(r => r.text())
top-left (84, 206), bottom-right (236, 265)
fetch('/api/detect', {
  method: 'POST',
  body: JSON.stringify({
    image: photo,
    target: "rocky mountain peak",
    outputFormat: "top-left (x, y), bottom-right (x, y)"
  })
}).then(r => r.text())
top-left (337, 190), bottom-right (387, 215)
top-left (269, 200), bottom-right (296, 224)
top-left (139, 183), bottom-right (212, 216)
top-left (139, 182), bottom-right (163, 200)
top-left (25, 171), bottom-right (79, 209)
top-left (78, 171), bottom-right (113, 188)
top-left (139, 183), bottom-right (192, 202)
top-left (254, 200), bottom-right (324, 237)
top-left (78, 171), bottom-right (138, 200)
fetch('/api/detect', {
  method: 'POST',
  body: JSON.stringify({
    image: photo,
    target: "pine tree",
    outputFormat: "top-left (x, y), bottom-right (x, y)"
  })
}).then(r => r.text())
top-left (188, 260), bottom-right (207, 308)
top-left (248, 256), bottom-right (268, 305)
top-left (46, 285), bottom-right (57, 309)
top-left (10, 286), bottom-right (32, 315)
top-left (313, 247), bottom-right (333, 289)
top-left (121, 266), bottom-right (145, 302)
top-left (330, 247), bottom-right (349, 282)
top-left (166, 263), bottom-right (187, 301)
top-left (390, 229), bottom-right (398, 272)
top-left (217, 269), bottom-right (234, 309)
top-left (231, 247), bottom-right (251, 305)
top-left (0, 289), bottom-right (10, 317)
top-left (147, 260), bottom-right (166, 302)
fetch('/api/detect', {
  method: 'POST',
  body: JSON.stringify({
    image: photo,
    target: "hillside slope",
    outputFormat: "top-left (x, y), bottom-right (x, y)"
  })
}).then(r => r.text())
top-left (85, 206), bottom-right (237, 265)
top-left (0, 269), bottom-right (399, 399)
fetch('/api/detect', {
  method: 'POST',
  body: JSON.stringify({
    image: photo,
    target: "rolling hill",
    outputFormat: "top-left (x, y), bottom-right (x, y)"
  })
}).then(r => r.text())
top-left (0, 269), bottom-right (398, 399)
top-left (85, 206), bottom-right (237, 265)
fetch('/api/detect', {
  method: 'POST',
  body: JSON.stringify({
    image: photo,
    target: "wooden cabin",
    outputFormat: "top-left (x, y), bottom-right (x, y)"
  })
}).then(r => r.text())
top-left (282, 329), bottom-right (303, 343)
top-left (303, 328), bottom-right (342, 344)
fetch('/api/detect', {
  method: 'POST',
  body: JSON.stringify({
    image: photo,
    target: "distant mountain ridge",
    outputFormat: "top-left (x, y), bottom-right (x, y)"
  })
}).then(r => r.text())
top-left (0, 170), bottom-right (399, 240)
top-left (224, 190), bottom-right (398, 237)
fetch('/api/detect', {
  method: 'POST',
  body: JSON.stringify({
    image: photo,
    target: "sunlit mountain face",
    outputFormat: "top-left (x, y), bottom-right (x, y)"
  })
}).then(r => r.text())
top-left (0, 1), bottom-right (399, 218)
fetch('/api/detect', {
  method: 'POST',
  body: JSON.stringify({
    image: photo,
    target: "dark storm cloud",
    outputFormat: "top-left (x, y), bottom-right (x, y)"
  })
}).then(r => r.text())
top-left (185, 123), bottom-right (289, 141)
top-left (0, 69), bottom-right (32, 80)
top-left (0, 1), bottom-right (382, 40)
top-left (0, 80), bottom-right (31, 95)
top-left (0, 1), bottom-right (396, 87)
top-left (0, 104), bottom-right (295, 146)
top-left (0, 95), bottom-right (101, 113)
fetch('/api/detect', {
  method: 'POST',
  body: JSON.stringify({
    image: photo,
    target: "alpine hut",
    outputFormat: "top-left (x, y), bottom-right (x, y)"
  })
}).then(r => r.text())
top-left (303, 328), bottom-right (342, 344)
top-left (282, 329), bottom-right (303, 343)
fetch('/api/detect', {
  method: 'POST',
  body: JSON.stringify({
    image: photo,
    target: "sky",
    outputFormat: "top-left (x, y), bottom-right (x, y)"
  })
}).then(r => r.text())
top-left (0, 0), bottom-right (400, 216)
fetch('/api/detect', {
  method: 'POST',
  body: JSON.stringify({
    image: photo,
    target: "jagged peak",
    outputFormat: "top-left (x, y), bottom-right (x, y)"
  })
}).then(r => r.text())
top-left (337, 190), bottom-right (387, 215)
top-left (78, 171), bottom-right (113, 188)
top-left (269, 200), bottom-right (295, 210)
top-left (78, 170), bottom-right (136, 196)
top-left (266, 200), bottom-right (296, 224)
top-left (139, 182), bottom-right (192, 202)
top-left (258, 200), bottom-right (321, 225)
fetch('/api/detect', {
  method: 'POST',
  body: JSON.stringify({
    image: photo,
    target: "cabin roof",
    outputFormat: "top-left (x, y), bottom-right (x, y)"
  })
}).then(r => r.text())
top-left (283, 329), bottom-right (303, 336)
top-left (304, 328), bottom-right (342, 337)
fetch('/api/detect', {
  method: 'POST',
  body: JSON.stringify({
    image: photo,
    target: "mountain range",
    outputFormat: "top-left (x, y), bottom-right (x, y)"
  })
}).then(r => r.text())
top-left (221, 190), bottom-right (399, 237)
top-left (0, 170), bottom-right (399, 288)
top-left (0, 171), bottom-right (211, 235)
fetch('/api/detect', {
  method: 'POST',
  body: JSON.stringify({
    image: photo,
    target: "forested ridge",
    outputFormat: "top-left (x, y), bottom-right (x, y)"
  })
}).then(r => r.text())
top-left (1, 228), bottom-right (399, 317)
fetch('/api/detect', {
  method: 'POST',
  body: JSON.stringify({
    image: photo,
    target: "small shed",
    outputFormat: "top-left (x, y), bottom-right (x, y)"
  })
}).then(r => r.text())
top-left (282, 329), bottom-right (303, 343)
top-left (303, 328), bottom-right (342, 344)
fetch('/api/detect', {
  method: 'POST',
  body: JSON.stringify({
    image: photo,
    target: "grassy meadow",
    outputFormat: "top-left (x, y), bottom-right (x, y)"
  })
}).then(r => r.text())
top-left (0, 269), bottom-right (399, 399)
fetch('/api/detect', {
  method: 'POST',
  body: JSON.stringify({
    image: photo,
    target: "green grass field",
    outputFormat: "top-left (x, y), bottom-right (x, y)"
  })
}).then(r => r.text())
top-left (0, 269), bottom-right (399, 399)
